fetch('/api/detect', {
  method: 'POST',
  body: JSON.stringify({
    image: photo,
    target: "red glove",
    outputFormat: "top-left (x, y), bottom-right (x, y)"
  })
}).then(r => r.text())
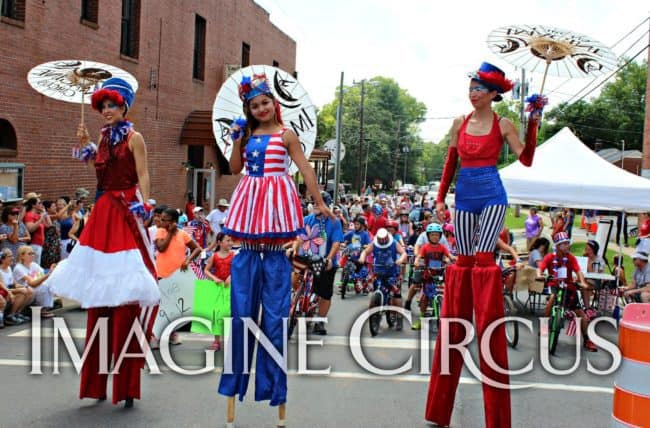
top-left (519, 118), bottom-right (538, 167)
top-left (436, 146), bottom-right (458, 203)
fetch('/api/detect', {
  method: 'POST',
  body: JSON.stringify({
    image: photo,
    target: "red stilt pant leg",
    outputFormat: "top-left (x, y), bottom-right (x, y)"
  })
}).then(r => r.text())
top-left (472, 252), bottom-right (511, 428)
top-left (425, 255), bottom-right (475, 426)
top-left (79, 304), bottom-right (144, 404)
top-left (80, 307), bottom-right (111, 400)
top-left (110, 304), bottom-right (144, 404)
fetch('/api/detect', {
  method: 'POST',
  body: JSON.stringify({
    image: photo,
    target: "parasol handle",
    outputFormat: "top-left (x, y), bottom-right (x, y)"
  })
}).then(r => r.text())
top-left (80, 91), bottom-right (85, 124)
top-left (539, 59), bottom-right (551, 95)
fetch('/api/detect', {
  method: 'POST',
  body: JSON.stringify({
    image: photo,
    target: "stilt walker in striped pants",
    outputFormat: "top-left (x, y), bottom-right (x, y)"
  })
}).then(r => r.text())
top-left (48, 78), bottom-right (160, 408)
top-left (217, 73), bottom-right (331, 427)
top-left (425, 62), bottom-right (545, 428)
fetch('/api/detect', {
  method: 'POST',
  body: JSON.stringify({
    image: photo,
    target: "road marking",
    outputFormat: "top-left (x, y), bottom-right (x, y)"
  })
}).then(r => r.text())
top-left (8, 328), bottom-right (426, 350)
top-left (0, 357), bottom-right (613, 394)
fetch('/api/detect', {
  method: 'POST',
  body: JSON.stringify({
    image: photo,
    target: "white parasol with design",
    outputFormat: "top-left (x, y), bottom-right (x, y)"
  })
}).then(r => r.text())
top-left (27, 60), bottom-right (139, 122)
top-left (212, 65), bottom-right (317, 175)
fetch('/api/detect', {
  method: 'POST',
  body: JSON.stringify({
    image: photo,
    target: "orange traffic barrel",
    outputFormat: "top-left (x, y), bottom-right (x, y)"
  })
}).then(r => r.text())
top-left (612, 303), bottom-right (650, 427)
top-left (590, 220), bottom-right (598, 234)
top-left (581, 215), bottom-right (586, 229)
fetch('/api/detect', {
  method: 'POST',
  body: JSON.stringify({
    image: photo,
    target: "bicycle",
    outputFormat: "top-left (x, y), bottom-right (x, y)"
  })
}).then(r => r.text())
top-left (368, 263), bottom-right (402, 337)
top-left (338, 246), bottom-right (369, 299)
top-left (501, 266), bottom-right (519, 348)
top-left (417, 264), bottom-right (445, 329)
top-left (287, 255), bottom-right (325, 339)
top-left (541, 275), bottom-right (584, 355)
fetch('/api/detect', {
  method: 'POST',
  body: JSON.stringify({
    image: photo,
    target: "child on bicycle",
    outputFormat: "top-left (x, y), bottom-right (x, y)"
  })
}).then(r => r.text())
top-left (536, 232), bottom-right (596, 352)
top-left (411, 223), bottom-right (452, 330)
top-left (340, 216), bottom-right (371, 292)
top-left (359, 228), bottom-right (407, 330)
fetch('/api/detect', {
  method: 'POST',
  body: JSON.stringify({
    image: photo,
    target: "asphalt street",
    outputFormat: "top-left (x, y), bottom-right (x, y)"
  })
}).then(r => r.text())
top-left (0, 282), bottom-right (619, 428)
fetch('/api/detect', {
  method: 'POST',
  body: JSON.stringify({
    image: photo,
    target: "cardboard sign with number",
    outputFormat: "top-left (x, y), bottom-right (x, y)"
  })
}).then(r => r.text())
top-left (153, 269), bottom-right (197, 338)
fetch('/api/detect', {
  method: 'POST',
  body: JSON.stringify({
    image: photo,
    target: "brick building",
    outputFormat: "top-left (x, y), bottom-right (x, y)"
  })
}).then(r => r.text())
top-left (0, 0), bottom-right (296, 209)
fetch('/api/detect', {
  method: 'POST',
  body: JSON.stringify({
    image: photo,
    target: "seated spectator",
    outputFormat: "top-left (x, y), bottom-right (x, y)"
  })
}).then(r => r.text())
top-left (552, 211), bottom-right (565, 236)
top-left (13, 246), bottom-right (56, 317)
top-left (0, 206), bottom-right (31, 260)
top-left (41, 200), bottom-right (61, 268)
top-left (624, 251), bottom-right (650, 303)
top-left (583, 240), bottom-right (605, 305)
top-left (611, 255), bottom-right (626, 287)
top-left (528, 237), bottom-right (550, 268)
top-left (0, 248), bottom-right (32, 325)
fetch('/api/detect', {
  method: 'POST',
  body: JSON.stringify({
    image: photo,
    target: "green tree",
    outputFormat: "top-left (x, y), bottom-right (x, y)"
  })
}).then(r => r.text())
top-left (317, 77), bottom-right (427, 192)
top-left (543, 61), bottom-right (647, 151)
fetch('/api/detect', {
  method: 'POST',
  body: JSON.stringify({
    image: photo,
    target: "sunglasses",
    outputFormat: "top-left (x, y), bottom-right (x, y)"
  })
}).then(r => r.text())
top-left (100, 102), bottom-right (119, 111)
top-left (26, 252), bottom-right (35, 255)
top-left (10, 212), bottom-right (19, 215)
top-left (469, 85), bottom-right (490, 93)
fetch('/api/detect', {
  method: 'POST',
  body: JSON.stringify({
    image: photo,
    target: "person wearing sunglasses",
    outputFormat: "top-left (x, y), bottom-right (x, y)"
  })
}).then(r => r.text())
top-left (12, 246), bottom-right (56, 318)
top-left (427, 62), bottom-right (545, 428)
top-left (47, 78), bottom-right (160, 409)
top-left (0, 248), bottom-right (33, 326)
top-left (0, 206), bottom-right (31, 260)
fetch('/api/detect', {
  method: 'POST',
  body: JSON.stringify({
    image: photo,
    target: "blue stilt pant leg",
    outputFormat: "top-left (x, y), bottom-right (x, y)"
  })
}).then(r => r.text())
top-left (218, 249), bottom-right (263, 401)
top-left (255, 250), bottom-right (292, 405)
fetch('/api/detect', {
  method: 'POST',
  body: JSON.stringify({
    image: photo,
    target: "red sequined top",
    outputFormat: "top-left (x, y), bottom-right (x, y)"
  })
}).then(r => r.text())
top-left (95, 131), bottom-right (138, 191)
top-left (457, 112), bottom-right (503, 168)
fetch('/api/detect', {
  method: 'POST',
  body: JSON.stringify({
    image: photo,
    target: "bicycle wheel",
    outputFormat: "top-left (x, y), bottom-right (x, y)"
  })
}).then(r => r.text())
top-left (340, 272), bottom-right (349, 299)
top-left (386, 310), bottom-right (395, 328)
top-left (548, 309), bottom-right (562, 355)
top-left (369, 292), bottom-right (382, 337)
top-left (503, 295), bottom-right (519, 348)
top-left (434, 295), bottom-right (443, 330)
top-left (288, 288), bottom-right (302, 339)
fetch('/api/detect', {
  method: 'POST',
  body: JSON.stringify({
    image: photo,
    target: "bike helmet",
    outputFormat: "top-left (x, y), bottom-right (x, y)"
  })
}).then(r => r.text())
top-left (426, 223), bottom-right (443, 234)
top-left (443, 223), bottom-right (455, 234)
top-left (354, 216), bottom-right (366, 227)
top-left (320, 191), bottom-right (332, 207)
top-left (374, 228), bottom-right (393, 248)
top-left (372, 203), bottom-right (383, 216)
top-left (386, 220), bottom-right (399, 230)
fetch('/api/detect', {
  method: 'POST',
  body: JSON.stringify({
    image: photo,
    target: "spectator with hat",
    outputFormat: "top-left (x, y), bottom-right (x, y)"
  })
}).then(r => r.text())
top-left (0, 206), bottom-right (30, 260)
top-left (206, 199), bottom-right (230, 236)
top-left (187, 206), bottom-right (212, 249)
top-left (624, 251), bottom-right (650, 303)
top-left (537, 232), bottom-right (595, 352)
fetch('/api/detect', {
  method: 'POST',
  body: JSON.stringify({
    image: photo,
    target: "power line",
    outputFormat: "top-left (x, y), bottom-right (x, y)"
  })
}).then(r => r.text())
top-left (571, 43), bottom-right (649, 104)
top-left (611, 16), bottom-right (649, 48)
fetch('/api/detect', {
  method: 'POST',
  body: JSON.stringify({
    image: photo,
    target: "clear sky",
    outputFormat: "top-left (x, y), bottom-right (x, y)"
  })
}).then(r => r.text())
top-left (254, 0), bottom-right (649, 143)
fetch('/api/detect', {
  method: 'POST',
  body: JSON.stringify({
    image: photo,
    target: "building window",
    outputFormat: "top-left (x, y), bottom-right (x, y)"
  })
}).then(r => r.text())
top-left (1, 0), bottom-right (26, 21)
top-left (272, 60), bottom-right (279, 67)
top-left (81, 0), bottom-right (98, 24)
top-left (193, 14), bottom-right (206, 80)
top-left (241, 42), bottom-right (250, 67)
top-left (0, 119), bottom-right (18, 155)
top-left (120, 0), bottom-right (140, 58)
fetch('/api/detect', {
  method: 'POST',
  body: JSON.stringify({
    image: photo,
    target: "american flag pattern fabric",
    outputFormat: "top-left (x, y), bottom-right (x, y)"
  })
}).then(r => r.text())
top-left (223, 130), bottom-right (303, 242)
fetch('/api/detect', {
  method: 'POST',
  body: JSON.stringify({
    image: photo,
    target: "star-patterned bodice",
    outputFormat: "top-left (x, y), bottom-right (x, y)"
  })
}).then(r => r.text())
top-left (242, 131), bottom-right (289, 177)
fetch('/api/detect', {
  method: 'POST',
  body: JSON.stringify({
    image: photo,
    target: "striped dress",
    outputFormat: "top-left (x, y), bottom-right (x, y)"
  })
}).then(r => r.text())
top-left (223, 129), bottom-right (304, 243)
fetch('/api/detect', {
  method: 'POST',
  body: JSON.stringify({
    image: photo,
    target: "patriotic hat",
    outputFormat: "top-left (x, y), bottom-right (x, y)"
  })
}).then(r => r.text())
top-left (374, 228), bottom-right (394, 249)
top-left (91, 77), bottom-right (135, 111)
top-left (238, 74), bottom-right (273, 102)
top-left (468, 62), bottom-right (514, 102)
top-left (553, 232), bottom-right (571, 246)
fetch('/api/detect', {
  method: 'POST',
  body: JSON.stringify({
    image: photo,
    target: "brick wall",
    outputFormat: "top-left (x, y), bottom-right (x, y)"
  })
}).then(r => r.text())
top-left (0, 0), bottom-right (296, 209)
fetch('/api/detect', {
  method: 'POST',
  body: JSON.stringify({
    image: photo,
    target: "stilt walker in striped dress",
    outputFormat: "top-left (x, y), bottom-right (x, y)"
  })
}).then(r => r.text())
top-left (48, 78), bottom-right (160, 408)
top-left (218, 73), bottom-right (331, 427)
top-left (425, 62), bottom-right (545, 428)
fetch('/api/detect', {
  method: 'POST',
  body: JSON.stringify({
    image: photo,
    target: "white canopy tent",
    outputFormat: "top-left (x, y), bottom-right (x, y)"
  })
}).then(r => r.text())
top-left (499, 127), bottom-right (650, 212)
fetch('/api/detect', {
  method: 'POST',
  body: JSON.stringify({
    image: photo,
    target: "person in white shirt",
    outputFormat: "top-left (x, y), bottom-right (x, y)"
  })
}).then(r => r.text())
top-left (148, 205), bottom-right (166, 256)
top-left (13, 245), bottom-right (56, 317)
top-left (206, 199), bottom-right (230, 236)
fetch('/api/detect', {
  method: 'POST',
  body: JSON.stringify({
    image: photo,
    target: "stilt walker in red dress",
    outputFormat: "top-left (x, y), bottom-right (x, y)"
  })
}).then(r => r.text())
top-left (49, 78), bottom-right (160, 408)
top-left (425, 63), bottom-right (545, 427)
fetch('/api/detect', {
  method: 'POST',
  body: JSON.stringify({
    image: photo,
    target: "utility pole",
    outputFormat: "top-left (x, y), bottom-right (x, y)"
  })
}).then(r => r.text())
top-left (391, 120), bottom-right (401, 189)
top-left (621, 139), bottom-right (625, 172)
top-left (354, 79), bottom-right (366, 194)
top-left (333, 71), bottom-right (344, 204)
top-left (402, 146), bottom-right (409, 184)
top-left (641, 16), bottom-right (650, 178)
